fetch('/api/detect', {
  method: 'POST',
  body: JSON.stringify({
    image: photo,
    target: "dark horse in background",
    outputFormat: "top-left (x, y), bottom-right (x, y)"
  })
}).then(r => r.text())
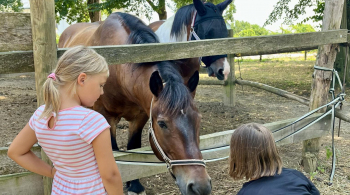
top-left (58, 13), bottom-right (211, 195)
top-left (149, 0), bottom-right (233, 81)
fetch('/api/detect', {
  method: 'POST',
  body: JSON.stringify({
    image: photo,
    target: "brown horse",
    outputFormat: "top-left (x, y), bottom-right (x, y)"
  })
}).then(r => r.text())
top-left (149, 0), bottom-right (233, 80)
top-left (59, 12), bottom-right (211, 195)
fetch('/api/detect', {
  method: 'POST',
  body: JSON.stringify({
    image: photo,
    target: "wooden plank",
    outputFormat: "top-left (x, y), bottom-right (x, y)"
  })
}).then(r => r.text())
top-left (38, 30), bottom-right (350, 63)
top-left (0, 172), bottom-right (43, 195)
top-left (223, 29), bottom-right (236, 106)
top-left (0, 145), bottom-right (41, 177)
top-left (0, 30), bottom-right (347, 74)
top-left (0, 51), bottom-right (34, 74)
top-left (0, 13), bottom-right (32, 52)
top-left (29, 0), bottom-right (58, 194)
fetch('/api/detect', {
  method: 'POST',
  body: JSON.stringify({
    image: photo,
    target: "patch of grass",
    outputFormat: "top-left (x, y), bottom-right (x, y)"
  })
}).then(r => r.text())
top-left (235, 57), bottom-right (315, 97)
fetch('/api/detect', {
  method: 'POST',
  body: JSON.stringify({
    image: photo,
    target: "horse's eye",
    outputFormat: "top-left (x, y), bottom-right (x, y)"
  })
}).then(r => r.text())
top-left (157, 121), bottom-right (167, 129)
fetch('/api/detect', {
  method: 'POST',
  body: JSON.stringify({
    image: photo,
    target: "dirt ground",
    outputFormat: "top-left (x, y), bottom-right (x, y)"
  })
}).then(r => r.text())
top-left (0, 70), bottom-right (349, 194)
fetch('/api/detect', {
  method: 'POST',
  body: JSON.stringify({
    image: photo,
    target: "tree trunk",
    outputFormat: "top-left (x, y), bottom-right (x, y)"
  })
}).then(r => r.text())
top-left (88, 0), bottom-right (101, 22)
top-left (157, 0), bottom-right (167, 20)
top-left (302, 0), bottom-right (344, 173)
top-left (304, 51), bottom-right (307, 60)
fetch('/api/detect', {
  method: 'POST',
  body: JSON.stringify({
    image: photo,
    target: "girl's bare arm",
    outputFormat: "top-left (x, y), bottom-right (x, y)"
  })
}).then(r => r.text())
top-left (7, 123), bottom-right (56, 178)
top-left (93, 129), bottom-right (123, 195)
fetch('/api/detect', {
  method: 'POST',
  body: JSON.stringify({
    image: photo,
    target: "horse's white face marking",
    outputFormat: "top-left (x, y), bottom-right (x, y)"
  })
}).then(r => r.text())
top-left (155, 15), bottom-right (188, 43)
top-left (223, 58), bottom-right (230, 80)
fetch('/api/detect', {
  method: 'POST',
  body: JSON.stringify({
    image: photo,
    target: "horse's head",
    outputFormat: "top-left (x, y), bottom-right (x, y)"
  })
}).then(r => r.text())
top-left (148, 69), bottom-right (211, 195)
top-left (192, 0), bottom-right (233, 80)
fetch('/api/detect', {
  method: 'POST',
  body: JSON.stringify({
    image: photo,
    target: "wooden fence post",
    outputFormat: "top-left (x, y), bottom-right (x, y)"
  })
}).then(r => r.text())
top-left (224, 29), bottom-right (235, 106)
top-left (334, 0), bottom-right (350, 86)
top-left (29, 0), bottom-right (57, 194)
top-left (302, 0), bottom-right (344, 173)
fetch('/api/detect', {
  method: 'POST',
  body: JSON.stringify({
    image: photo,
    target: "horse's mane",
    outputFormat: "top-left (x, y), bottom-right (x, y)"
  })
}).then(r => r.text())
top-left (170, 4), bottom-right (195, 40)
top-left (114, 12), bottom-right (159, 44)
top-left (114, 12), bottom-right (193, 115)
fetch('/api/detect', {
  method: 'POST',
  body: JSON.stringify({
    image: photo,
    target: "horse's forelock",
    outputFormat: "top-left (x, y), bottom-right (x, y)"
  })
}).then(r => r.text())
top-left (156, 61), bottom-right (194, 116)
top-left (170, 4), bottom-right (196, 40)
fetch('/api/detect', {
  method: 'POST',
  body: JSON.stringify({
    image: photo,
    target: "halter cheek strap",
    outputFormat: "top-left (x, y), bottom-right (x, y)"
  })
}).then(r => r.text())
top-left (189, 11), bottom-right (200, 41)
top-left (189, 11), bottom-right (202, 66)
top-left (148, 97), bottom-right (206, 179)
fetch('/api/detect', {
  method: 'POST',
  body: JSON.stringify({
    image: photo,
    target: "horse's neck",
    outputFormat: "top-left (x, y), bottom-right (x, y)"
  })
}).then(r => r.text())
top-left (155, 15), bottom-right (188, 43)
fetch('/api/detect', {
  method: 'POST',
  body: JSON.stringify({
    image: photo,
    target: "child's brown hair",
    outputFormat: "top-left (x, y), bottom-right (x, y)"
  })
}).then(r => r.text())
top-left (229, 123), bottom-right (282, 180)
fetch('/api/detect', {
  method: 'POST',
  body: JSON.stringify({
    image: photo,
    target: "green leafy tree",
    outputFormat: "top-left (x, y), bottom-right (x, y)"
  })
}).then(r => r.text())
top-left (231, 20), bottom-right (252, 35)
top-left (55, 0), bottom-right (90, 24)
top-left (55, 0), bottom-right (165, 24)
top-left (264, 0), bottom-right (324, 27)
top-left (231, 20), bottom-right (269, 37)
top-left (235, 29), bottom-right (256, 37)
top-left (0, 0), bottom-right (23, 12)
top-left (251, 24), bottom-right (270, 36)
top-left (290, 23), bottom-right (316, 33)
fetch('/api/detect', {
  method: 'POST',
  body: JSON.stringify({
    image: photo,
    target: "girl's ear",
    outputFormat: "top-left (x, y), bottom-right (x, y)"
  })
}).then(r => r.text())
top-left (77, 73), bottom-right (87, 86)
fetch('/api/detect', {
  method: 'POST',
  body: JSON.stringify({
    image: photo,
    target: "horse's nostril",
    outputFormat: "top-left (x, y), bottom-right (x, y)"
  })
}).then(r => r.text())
top-left (218, 68), bottom-right (223, 75)
top-left (216, 68), bottom-right (225, 80)
top-left (186, 180), bottom-right (212, 195)
top-left (187, 182), bottom-right (198, 195)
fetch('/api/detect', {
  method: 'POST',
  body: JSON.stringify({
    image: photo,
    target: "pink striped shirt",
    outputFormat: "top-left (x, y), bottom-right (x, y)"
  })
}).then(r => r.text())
top-left (29, 105), bottom-right (110, 195)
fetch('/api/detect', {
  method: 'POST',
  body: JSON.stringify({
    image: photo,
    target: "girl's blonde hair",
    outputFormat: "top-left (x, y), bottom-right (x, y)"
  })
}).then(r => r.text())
top-left (39, 45), bottom-right (109, 120)
top-left (229, 123), bottom-right (282, 180)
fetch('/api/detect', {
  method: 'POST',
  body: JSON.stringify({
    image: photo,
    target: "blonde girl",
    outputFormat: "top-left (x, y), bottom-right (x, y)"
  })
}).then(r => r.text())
top-left (229, 123), bottom-right (319, 195)
top-left (8, 46), bottom-right (123, 195)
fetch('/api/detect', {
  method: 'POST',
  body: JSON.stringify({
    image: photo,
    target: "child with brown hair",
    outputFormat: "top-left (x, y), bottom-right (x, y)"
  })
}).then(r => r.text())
top-left (229, 123), bottom-right (319, 195)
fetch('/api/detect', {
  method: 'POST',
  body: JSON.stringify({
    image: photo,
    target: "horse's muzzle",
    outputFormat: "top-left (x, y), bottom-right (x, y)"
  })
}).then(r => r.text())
top-left (207, 66), bottom-right (225, 80)
top-left (186, 178), bottom-right (212, 195)
top-left (175, 166), bottom-right (212, 195)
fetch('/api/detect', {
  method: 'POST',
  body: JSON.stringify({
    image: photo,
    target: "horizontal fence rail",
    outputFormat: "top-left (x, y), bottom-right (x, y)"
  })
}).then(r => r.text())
top-left (0, 30), bottom-right (348, 74)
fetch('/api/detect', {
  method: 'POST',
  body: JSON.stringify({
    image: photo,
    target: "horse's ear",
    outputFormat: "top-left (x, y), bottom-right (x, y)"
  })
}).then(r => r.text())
top-left (217, 0), bottom-right (233, 13)
top-left (193, 0), bottom-right (207, 16)
top-left (188, 70), bottom-right (199, 92)
top-left (149, 71), bottom-right (163, 97)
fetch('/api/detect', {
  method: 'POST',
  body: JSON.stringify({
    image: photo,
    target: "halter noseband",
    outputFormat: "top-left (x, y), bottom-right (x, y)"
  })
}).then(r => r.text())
top-left (148, 96), bottom-right (206, 179)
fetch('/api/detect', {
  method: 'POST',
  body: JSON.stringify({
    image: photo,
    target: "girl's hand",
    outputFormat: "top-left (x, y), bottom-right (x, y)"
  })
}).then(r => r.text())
top-left (51, 167), bottom-right (56, 178)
